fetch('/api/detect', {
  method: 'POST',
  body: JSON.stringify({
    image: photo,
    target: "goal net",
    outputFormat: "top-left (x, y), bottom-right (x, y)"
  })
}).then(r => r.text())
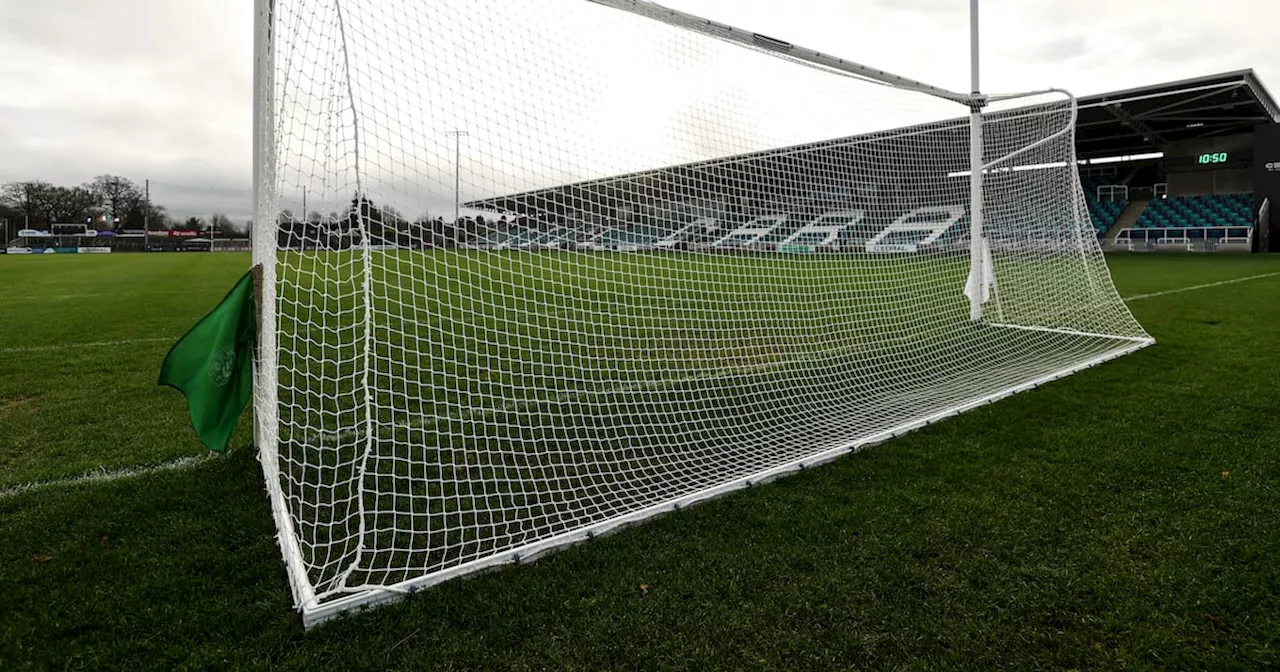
top-left (253, 0), bottom-right (1152, 625)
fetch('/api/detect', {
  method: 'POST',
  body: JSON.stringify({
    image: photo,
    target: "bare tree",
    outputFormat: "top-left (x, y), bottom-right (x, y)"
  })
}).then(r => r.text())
top-left (210, 213), bottom-right (234, 234)
top-left (1, 178), bottom-right (180, 234)
top-left (49, 186), bottom-right (100, 225)
top-left (90, 175), bottom-right (142, 229)
top-left (1, 181), bottom-right (55, 227)
top-left (0, 202), bottom-right (20, 228)
top-left (141, 203), bottom-right (169, 231)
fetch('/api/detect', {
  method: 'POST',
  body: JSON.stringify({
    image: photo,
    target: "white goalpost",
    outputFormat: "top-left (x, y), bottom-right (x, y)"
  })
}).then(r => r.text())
top-left (252, 0), bottom-right (1153, 626)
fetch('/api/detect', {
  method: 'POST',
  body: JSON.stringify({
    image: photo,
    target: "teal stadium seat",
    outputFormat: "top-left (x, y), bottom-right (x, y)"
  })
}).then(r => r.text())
top-left (1134, 193), bottom-right (1253, 239)
top-left (1079, 174), bottom-right (1127, 236)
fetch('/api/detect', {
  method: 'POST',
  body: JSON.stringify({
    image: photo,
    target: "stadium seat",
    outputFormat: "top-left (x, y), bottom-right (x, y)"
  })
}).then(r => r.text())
top-left (1131, 193), bottom-right (1253, 238)
top-left (1078, 174), bottom-right (1127, 236)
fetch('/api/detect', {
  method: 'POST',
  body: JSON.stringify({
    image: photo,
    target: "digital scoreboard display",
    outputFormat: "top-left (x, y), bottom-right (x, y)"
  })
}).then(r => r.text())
top-left (1167, 147), bottom-right (1252, 173)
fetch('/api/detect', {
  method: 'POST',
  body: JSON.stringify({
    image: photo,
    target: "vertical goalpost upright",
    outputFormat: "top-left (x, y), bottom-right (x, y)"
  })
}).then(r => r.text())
top-left (252, 0), bottom-right (1152, 626)
top-left (968, 0), bottom-right (987, 323)
top-left (252, 0), bottom-right (317, 612)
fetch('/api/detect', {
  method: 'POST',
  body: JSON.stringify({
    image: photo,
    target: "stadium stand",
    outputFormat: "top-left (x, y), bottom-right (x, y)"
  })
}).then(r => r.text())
top-left (593, 224), bottom-right (671, 248)
top-left (1079, 174), bottom-right (1128, 236)
top-left (1135, 193), bottom-right (1254, 237)
top-left (528, 227), bottom-right (582, 248)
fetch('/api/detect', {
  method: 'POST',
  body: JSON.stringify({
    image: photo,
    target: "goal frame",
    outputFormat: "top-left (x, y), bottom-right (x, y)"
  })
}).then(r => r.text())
top-left (252, 0), bottom-right (317, 615)
top-left (250, 0), bottom-right (1153, 627)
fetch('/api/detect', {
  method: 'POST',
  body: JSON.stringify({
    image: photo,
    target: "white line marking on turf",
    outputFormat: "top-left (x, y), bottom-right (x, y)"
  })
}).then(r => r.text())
top-left (0, 336), bottom-right (176, 355)
top-left (1123, 272), bottom-right (1280, 302)
top-left (0, 453), bottom-right (220, 500)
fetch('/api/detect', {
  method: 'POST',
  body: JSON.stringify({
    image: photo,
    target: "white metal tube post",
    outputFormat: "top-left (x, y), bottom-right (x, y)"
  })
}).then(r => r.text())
top-left (448, 130), bottom-right (469, 223)
top-left (967, 0), bottom-right (986, 322)
top-left (252, 0), bottom-right (278, 455)
top-left (252, 0), bottom-right (316, 616)
top-left (589, 0), bottom-right (970, 104)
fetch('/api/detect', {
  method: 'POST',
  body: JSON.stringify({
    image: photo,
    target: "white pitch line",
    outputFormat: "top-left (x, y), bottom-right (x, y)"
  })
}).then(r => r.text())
top-left (0, 452), bottom-right (221, 500)
top-left (1123, 272), bottom-right (1280, 302)
top-left (0, 336), bottom-right (175, 355)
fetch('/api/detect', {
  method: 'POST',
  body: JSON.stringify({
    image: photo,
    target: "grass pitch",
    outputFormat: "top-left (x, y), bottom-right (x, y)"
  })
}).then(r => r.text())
top-left (2, 251), bottom-right (1279, 669)
top-left (275, 248), bottom-right (1148, 606)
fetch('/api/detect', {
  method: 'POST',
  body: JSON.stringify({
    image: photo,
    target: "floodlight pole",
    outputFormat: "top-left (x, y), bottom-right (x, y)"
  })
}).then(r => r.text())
top-left (967, 0), bottom-right (988, 322)
top-left (448, 130), bottom-right (469, 223)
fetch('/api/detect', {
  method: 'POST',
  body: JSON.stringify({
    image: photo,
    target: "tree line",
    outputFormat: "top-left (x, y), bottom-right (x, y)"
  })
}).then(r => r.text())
top-left (0, 177), bottom-right (519, 246)
top-left (277, 195), bottom-right (510, 249)
top-left (0, 175), bottom-right (244, 234)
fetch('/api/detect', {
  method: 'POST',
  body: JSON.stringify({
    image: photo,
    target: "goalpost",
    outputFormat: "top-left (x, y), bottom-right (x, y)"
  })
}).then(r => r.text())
top-left (253, 0), bottom-right (1153, 626)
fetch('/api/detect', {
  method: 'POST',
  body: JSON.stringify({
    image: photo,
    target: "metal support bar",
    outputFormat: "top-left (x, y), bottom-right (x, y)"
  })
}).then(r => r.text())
top-left (587, 0), bottom-right (973, 105)
top-left (1143, 115), bottom-right (1269, 123)
top-left (1132, 83), bottom-right (1245, 119)
top-left (1192, 125), bottom-right (1251, 140)
top-left (1105, 102), bottom-right (1169, 149)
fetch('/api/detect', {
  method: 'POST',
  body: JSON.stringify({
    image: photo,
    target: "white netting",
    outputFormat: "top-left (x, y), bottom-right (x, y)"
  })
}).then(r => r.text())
top-left (256, 0), bottom-right (1151, 621)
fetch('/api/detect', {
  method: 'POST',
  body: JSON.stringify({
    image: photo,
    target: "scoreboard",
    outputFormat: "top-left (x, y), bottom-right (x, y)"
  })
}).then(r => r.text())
top-left (1194, 151), bottom-right (1230, 165)
top-left (1165, 134), bottom-right (1254, 173)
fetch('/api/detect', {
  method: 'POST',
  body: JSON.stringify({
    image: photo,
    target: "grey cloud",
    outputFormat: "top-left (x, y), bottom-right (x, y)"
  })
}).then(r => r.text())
top-left (1, 0), bottom-right (1277, 227)
top-left (1024, 36), bottom-right (1089, 64)
top-left (0, 0), bottom-right (252, 222)
top-left (863, 0), bottom-right (958, 13)
top-left (1136, 29), bottom-right (1249, 68)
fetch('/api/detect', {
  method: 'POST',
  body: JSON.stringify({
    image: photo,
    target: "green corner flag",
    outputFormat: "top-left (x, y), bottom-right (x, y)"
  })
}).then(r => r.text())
top-left (159, 268), bottom-right (257, 453)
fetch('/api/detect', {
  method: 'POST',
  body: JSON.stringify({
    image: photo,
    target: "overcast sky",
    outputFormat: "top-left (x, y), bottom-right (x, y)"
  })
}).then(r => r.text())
top-left (0, 0), bottom-right (1276, 222)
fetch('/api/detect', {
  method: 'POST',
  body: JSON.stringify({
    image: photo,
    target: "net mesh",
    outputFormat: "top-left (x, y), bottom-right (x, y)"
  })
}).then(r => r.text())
top-left (258, 0), bottom-right (1151, 618)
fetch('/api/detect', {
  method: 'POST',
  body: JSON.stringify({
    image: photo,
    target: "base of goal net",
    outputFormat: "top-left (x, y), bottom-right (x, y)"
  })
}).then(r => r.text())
top-left (295, 332), bottom-right (1151, 628)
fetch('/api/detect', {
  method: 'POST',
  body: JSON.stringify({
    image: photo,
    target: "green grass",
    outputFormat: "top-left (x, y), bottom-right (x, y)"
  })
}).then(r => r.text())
top-left (2, 251), bottom-right (1279, 669)
top-left (0, 254), bottom-right (255, 487)
top-left (271, 248), bottom-right (1148, 601)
